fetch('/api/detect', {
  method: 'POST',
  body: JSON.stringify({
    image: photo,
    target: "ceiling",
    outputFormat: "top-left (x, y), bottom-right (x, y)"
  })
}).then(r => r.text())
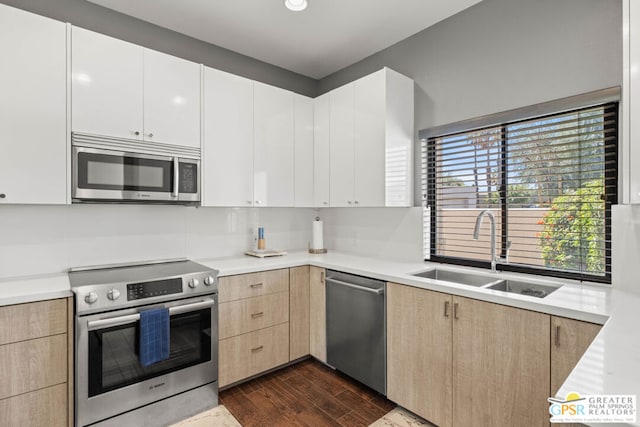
top-left (87, 0), bottom-right (482, 79)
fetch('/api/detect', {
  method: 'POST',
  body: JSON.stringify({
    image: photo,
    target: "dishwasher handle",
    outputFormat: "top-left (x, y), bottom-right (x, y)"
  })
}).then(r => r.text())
top-left (326, 277), bottom-right (384, 295)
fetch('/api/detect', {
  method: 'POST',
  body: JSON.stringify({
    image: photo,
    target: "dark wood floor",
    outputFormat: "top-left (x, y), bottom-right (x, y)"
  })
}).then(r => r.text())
top-left (220, 358), bottom-right (396, 426)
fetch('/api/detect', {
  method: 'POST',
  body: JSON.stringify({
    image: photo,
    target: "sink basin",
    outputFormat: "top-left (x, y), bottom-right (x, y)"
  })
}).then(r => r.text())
top-left (485, 280), bottom-right (561, 298)
top-left (411, 269), bottom-right (498, 287)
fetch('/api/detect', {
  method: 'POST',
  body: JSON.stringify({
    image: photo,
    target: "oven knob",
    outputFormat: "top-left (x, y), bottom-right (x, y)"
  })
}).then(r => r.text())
top-left (204, 275), bottom-right (215, 286)
top-left (188, 278), bottom-right (199, 289)
top-left (107, 288), bottom-right (121, 301)
top-left (84, 292), bottom-right (98, 304)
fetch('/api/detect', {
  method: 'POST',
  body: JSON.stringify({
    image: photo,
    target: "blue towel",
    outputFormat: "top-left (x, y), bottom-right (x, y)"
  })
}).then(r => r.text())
top-left (139, 307), bottom-right (170, 367)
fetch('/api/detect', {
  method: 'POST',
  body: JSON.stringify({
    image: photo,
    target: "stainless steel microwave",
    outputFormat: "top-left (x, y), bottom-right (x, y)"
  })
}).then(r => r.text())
top-left (72, 133), bottom-right (200, 204)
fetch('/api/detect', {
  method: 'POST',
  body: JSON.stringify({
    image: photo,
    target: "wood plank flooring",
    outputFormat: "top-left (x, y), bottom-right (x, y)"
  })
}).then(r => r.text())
top-left (219, 358), bottom-right (396, 426)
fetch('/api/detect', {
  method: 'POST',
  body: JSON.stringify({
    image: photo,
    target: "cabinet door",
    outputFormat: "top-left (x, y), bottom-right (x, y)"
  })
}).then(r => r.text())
top-left (551, 316), bottom-right (601, 395)
top-left (354, 69), bottom-right (386, 207)
top-left (0, 5), bottom-right (67, 205)
top-left (314, 93), bottom-right (331, 207)
top-left (453, 297), bottom-right (550, 427)
top-left (202, 68), bottom-right (254, 206)
top-left (72, 27), bottom-right (143, 140)
top-left (329, 83), bottom-right (355, 207)
top-left (629, 1), bottom-right (640, 203)
top-left (309, 266), bottom-right (326, 362)
top-left (387, 283), bottom-right (453, 427)
top-left (289, 266), bottom-right (310, 360)
top-left (143, 49), bottom-right (200, 148)
top-left (254, 82), bottom-right (295, 207)
top-left (294, 94), bottom-right (315, 207)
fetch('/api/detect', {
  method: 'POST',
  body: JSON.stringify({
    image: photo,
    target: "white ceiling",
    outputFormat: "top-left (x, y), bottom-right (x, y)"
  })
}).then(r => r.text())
top-left (87, 0), bottom-right (482, 79)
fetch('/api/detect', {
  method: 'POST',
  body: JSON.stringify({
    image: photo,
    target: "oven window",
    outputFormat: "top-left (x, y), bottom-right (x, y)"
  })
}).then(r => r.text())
top-left (77, 152), bottom-right (172, 192)
top-left (88, 309), bottom-right (211, 397)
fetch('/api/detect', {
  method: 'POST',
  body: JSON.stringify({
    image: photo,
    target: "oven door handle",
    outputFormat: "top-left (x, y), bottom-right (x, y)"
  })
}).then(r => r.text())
top-left (86, 298), bottom-right (215, 331)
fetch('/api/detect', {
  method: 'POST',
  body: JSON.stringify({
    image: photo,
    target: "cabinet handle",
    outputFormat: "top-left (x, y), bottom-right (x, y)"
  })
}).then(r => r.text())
top-left (251, 311), bottom-right (264, 318)
top-left (250, 283), bottom-right (263, 289)
top-left (320, 271), bottom-right (325, 284)
top-left (255, 200), bottom-right (262, 204)
top-left (444, 301), bottom-right (450, 317)
top-left (347, 201), bottom-right (353, 205)
top-left (251, 345), bottom-right (264, 352)
top-left (453, 302), bottom-right (459, 320)
top-left (147, 132), bottom-right (154, 138)
top-left (247, 200), bottom-right (252, 205)
top-left (0, 194), bottom-right (5, 199)
top-left (323, 201), bottom-right (328, 206)
top-left (354, 201), bottom-right (359, 205)
top-left (555, 325), bottom-right (560, 346)
top-left (134, 131), bottom-right (140, 136)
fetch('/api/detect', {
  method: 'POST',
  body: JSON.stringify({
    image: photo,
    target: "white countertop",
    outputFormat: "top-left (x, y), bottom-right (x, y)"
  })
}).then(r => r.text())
top-left (1, 250), bottom-right (637, 425)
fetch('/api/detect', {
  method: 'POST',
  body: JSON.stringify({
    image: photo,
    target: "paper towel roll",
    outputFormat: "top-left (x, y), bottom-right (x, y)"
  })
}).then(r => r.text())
top-left (312, 220), bottom-right (324, 250)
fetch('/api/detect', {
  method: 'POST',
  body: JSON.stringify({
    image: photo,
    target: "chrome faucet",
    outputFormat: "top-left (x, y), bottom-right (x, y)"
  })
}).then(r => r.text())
top-left (473, 209), bottom-right (511, 273)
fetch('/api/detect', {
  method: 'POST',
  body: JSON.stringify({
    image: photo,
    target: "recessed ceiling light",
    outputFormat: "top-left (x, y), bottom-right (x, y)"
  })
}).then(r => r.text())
top-left (285, 0), bottom-right (307, 12)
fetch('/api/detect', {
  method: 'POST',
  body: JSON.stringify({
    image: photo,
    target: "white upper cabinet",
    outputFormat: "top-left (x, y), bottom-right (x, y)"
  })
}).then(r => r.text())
top-left (314, 94), bottom-right (331, 207)
top-left (143, 49), bottom-right (200, 148)
top-left (354, 70), bottom-right (386, 207)
top-left (328, 68), bottom-right (414, 207)
top-left (294, 94), bottom-right (315, 207)
top-left (72, 27), bottom-right (200, 148)
top-left (0, 4), bottom-right (67, 204)
top-left (202, 67), bottom-right (254, 207)
top-left (329, 83), bottom-right (356, 207)
top-left (254, 82), bottom-right (295, 207)
top-left (628, 0), bottom-right (640, 203)
top-left (72, 27), bottom-right (143, 140)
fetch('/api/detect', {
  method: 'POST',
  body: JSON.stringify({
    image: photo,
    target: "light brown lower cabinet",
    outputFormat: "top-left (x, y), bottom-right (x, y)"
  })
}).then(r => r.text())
top-left (387, 284), bottom-right (453, 426)
top-left (0, 384), bottom-right (68, 427)
top-left (551, 316), bottom-right (602, 395)
top-left (387, 283), bottom-right (551, 427)
top-left (219, 323), bottom-right (290, 387)
top-left (289, 266), bottom-right (310, 360)
top-left (309, 266), bottom-right (326, 362)
top-left (0, 297), bottom-right (73, 427)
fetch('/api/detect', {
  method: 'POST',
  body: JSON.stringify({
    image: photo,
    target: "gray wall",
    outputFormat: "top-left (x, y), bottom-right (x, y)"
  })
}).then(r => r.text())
top-left (318, 0), bottom-right (622, 132)
top-left (1, 0), bottom-right (317, 97)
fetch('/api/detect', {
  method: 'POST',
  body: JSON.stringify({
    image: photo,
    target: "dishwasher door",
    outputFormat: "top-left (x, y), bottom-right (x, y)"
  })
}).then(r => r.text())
top-left (326, 270), bottom-right (386, 395)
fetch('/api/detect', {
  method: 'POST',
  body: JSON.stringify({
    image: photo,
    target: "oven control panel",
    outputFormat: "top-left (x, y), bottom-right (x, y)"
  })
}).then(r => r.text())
top-left (127, 278), bottom-right (183, 301)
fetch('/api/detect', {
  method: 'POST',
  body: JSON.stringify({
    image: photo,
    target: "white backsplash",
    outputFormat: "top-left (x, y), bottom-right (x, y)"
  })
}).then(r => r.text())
top-left (0, 205), bottom-right (316, 279)
top-left (319, 207), bottom-right (424, 262)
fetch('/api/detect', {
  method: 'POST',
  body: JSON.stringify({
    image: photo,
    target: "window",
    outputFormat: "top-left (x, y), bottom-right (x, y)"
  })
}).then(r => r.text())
top-left (421, 100), bottom-right (618, 283)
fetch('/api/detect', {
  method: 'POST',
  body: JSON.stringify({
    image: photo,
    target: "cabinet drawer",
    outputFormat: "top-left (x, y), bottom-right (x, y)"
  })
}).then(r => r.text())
top-left (0, 298), bottom-right (67, 345)
top-left (219, 269), bottom-right (289, 302)
top-left (219, 292), bottom-right (289, 339)
top-left (0, 383), bottom-right (67, 427)
top-left (0, 334), bottom-right (67, 399)
top-left (219, 323), bottom-right (290, 387)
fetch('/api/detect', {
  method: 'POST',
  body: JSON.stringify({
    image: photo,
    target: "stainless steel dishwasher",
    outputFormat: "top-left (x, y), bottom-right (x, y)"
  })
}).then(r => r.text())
top-left (326, 270), bottom-right (386, 395)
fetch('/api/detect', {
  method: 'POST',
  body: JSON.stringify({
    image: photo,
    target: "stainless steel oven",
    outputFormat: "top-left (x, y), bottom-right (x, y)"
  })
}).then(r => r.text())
top-left (71, 133), bottom-right (200, 204)
top-left (70, 259), bottom-right (218, 427)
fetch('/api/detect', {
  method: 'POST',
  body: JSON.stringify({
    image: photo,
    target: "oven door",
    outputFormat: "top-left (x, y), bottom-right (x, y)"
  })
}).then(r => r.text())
top-left (76, 296), bottom-right (217, 427)
top-left (72, 146), bottom-right (200, 202)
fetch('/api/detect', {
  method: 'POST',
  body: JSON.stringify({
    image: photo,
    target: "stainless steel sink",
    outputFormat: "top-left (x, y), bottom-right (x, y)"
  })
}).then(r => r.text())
top-left (485, 280), bottom-right (561, 298)
top-left (411, 269), bottom-right (498, 287)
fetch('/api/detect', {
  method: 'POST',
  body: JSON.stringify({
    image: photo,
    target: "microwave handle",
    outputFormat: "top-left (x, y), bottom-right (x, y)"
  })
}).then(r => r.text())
top-left (172, 157), bottom-right (179, 198)
top-left (86, 298), bottom-right (215, 331)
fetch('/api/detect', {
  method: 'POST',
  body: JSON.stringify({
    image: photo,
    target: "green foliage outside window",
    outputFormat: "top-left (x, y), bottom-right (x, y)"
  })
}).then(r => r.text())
top-left (538, 180), bottom-right (605, 274)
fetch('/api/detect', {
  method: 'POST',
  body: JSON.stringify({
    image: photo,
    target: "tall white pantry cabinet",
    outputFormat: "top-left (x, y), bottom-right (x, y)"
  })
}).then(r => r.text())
top-left (0, 4), bottom-right (67, 205)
